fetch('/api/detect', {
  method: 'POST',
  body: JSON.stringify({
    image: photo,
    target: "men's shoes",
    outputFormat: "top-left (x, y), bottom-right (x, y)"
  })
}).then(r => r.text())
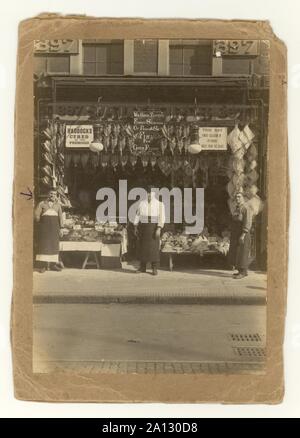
top-left (152, 269), bottom-right (158, 276)
top-left (233, 273), bottom-right (247, 279)
top-left (39, 267), bottom-right (46, 274)
top-left (51, 264), bottom-right (62, 272)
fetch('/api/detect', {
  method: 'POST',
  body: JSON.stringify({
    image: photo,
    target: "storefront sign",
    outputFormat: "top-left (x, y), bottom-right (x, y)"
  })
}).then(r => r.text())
top-left (213, 40), bottom-right (258, 56)
top-left (34, 39), bottom-right (79, 54)
top-left (198, 127), bottom-right (228, 150)
top-left (65, 125), bottom-right (94, 148)
top-left (132, 110), bottom-right (164, 152)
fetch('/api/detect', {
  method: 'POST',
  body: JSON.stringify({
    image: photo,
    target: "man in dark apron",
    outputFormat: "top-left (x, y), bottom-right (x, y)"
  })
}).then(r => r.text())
top-left (134, 185), bottom-right (165, 276)
top-left (228, 192), bottom-right (253, 279)
top-left (35, 188), bottom-right (64, 273)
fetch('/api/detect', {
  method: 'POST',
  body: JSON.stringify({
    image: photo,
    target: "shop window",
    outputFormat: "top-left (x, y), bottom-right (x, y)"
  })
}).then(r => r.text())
top-left (169, 40), bottom-right (212, 76)
top-left (222, 58), bottom-right (254, 75)
top-left (34, 55), bottom-right (70, 74)
top-left (134, 40), bottom-right (158, 74)
top-left (83, 42), bottom-right (124, 75)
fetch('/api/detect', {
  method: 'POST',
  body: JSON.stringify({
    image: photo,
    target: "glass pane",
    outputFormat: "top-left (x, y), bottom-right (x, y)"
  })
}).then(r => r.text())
top-left (183, 46), bottom-right (212, 75)
top-left (47, 56), bottom-right (70, 73)
top-left (134, 40), bottom-right (158, 73)
top-left (169, 46), bottom-right (183, 64)
top-left (96, 62), bottom-right (107, 75)
top-left (170, 43), bottom-right (212, 76)
top-left (34, 56), bottom-right (47, 74)
top-left (108, 62), bottom-right (123, 74)
top-left (170, 63), bottom-right (183, 76)
top-left (96, 46), bottom-right (107, 62)
top-left (83, 43), bottom-right (124, 75)
top-left (83, 45), bottom-right (96, 62)
top-left (222, 58), bottom-right (251, 74)
top-left (83, 62), bottom-right (96, 75)
top-left (110, 43), bottom-right (124, 63)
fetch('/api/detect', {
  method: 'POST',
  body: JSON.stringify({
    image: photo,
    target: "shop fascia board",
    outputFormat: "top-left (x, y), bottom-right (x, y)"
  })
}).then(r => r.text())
top-left (50, 75), bottom-right (252, 89)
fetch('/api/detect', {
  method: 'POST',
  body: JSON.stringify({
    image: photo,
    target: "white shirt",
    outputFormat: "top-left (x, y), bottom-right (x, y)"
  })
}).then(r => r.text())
top-left (134, 195), bottom-right (165, 228)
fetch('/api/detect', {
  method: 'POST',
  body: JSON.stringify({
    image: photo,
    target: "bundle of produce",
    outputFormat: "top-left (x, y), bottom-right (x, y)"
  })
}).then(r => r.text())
top-left (81, 229), bottom-right (100, 242)
top-left (216, 237), bottom-right (230, 255)
top-left (63, 218), bottom-right (76, 229)
top-left (64, 229), bottom-right (83, 242)
top-left (190, 235), bottom-right (209, 253)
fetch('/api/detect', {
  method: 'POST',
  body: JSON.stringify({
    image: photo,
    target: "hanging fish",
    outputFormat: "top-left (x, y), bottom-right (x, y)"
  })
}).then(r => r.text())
top-left (41, 164), bottom-right (52, 178)
top-left (161, 124), bottom-right (170, 140)
top-left (42, 140), bottom-right (51, 153)
top-left (110, 153), bottom-right (119, 169)
top-left (130, 154), bottom-right (138, 168)
top-left (150, 154), bottom-right (157, 169)
top-left (42, 151), bottom-right (53, 165)
top-left (119, 135), bottom-right (126, 152)
top-left (103, 135), bottom-right (109, 151)
top-left (111, 134), bottom-right (118, 153)
top-left (121, 154), bottom-right (128, 168)
top-left (160, 138), bottom-right (168, 156)
top-left (115, 123), bottom-right (121, 136)
top-left (169, 138), bottom-right (176, 155)
top-left (176, 138), bottom-right (184, 154)
top-left (100, 153), bottom-right (109, 168)
top-left (141, 154), bottom-right (149, 168)
top-left (43, 127), bottom-right (52, 140)
top-left (41, 175), bottom-right (52, 187)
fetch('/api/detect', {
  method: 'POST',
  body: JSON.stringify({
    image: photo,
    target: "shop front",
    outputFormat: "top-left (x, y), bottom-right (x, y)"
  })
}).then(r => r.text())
top-left (35, 75), bottom-right (267, 271)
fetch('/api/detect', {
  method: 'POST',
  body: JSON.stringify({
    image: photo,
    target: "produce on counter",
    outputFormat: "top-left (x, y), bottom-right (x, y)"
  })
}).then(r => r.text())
top-left (161, 230), bottom-right (230, 255)
top-left (61, 214), bottom-right (125, 242)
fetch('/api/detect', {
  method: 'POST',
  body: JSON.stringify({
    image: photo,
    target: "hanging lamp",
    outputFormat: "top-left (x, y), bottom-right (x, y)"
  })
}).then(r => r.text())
top-left (187, 125), bottom-right (202, 154)
top-left (89, 123), bottom-right (104, 153)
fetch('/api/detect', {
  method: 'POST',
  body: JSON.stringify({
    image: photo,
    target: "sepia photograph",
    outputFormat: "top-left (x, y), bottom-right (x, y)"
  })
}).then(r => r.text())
top-left (32, 37), bottom-right (270, 375)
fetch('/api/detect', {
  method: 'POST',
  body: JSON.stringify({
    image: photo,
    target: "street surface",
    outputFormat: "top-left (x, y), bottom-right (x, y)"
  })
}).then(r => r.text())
top-left (33, 302), bottom-right (266, 374)
top-left (33, 265), bottom-right (267, 305)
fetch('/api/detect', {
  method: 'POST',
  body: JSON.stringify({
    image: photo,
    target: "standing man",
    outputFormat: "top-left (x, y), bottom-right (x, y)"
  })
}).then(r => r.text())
top-left (35, 188), bottom-right (64, 273)
top-left (228, 192), bottom-right (253, 279)
top-left (134, 185), bottom-right (165, 276)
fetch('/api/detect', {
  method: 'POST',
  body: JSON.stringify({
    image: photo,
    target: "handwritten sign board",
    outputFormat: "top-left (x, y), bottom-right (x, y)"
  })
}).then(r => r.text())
top-left (65, 125), bottom-right (94, 148)
top-left (199, 127), bottom-right (228, 150)
top-left (132, 110), bottom-right (164, 152)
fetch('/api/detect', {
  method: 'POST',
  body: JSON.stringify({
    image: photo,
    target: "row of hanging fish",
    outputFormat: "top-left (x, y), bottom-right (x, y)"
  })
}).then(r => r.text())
top-left (226, 125), bottom-right (263, 215)
top-left (40, 121), bottom-right (71, 206)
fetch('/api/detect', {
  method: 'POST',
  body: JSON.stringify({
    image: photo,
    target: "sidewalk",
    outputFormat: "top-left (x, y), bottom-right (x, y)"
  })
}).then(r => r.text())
top-left (33, 263), bottom-right (267, 305)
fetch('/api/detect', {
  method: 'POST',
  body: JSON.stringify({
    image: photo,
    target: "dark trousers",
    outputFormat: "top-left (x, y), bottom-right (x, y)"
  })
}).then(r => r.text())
top-left (140, 262), bottom-right (157, 271)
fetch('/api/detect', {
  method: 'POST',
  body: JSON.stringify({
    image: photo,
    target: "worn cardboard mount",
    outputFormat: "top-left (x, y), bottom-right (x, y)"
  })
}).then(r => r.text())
top-left (12, 15), bottom-right (288, 403)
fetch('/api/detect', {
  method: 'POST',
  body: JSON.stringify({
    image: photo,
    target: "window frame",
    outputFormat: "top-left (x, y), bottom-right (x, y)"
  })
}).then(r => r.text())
top-left (82, 41), bottom-right (124, 76)
top-left (132, 39), bottom-right (159, 75)
top-left (34, 54), bottom-right (71, 75)
top-left (169, 40), bottom-right (213, 77)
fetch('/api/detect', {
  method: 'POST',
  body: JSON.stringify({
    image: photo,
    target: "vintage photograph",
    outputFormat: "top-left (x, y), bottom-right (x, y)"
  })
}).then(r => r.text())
top-left (32, 38), bottom-right (269, 374)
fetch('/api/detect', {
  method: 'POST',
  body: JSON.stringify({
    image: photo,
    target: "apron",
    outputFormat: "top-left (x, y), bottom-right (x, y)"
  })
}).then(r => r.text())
top-left (228, 214), bottom-right (251, 270)
top-left (137, 221), bottom-right (160, 263)
top-left (36, 208), bottom-right (60, 263)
